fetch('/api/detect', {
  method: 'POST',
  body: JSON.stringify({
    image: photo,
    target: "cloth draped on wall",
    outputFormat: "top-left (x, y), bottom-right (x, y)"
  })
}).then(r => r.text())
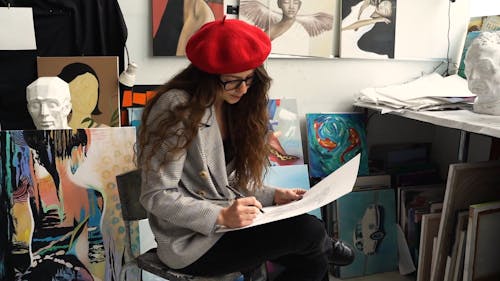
top-left (0, 0), bottom-right (128, 130)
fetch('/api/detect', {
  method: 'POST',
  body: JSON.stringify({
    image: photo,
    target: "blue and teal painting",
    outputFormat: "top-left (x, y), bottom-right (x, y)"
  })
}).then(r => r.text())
top-left (306, 113), bottom-right (369, 178)
top-left (336, 188), bottom-right (398, 278)
top-left (263, 164), bottom-right (322, 219)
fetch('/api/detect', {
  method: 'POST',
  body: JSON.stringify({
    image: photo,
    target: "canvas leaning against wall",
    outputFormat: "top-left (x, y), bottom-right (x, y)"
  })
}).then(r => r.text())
top-left (0, 127), bottom-right (137, 281)
top-left (239, 0), bottom-right (335, 58)
top-left (263, 164), bottom-right (322, 219)
top-left (268, 98), bottom-right (304, 166)
top-left (336, 188), bottom-right (398, 278)
top-left (37, 56), bottom-right (120, 129)
top-left (306, 112), bottom-right (369, 179)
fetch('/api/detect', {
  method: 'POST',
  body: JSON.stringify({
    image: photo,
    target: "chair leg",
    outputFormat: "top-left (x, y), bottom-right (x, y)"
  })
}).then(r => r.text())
top-left (120, 260), bottom-right (139, 281)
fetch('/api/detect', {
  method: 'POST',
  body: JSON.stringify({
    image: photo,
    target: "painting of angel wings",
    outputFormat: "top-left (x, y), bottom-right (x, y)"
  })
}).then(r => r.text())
top-left (239, 0), bottom-right (336, 57)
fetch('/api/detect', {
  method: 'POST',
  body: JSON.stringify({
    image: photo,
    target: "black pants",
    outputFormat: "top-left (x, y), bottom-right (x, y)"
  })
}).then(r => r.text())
top-left (178, 214), bottom-right (330, 281)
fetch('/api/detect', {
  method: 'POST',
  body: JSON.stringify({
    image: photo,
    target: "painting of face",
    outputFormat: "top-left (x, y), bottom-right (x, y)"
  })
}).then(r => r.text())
top-left (278, 0), bottom-right (301, 19)
top-left (68, 72), bottom-right (100, 121)
top-left (37, 56), bottom-right (120, 128)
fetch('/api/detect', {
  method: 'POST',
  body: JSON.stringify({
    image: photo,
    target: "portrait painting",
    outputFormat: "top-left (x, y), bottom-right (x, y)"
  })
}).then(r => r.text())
top-left (0, 127), bottom-right (137, 281)
top-left (37, 56), bottom-right (120, 128)
top-left (239, 0), bottom-right (336, 57)
top-left (340, 0), bottom-right (397, 59)
top-left (152, 0), bottom-right (224, 56)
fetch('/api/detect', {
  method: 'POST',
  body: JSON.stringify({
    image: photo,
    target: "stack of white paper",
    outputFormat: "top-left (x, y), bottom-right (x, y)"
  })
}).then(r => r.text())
top-left (356, 73), bottom-right (476, 112)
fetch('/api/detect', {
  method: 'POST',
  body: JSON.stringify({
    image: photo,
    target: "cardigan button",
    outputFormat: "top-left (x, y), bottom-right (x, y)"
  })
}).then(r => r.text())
top-left (199, 170), bottom-right (209, 179)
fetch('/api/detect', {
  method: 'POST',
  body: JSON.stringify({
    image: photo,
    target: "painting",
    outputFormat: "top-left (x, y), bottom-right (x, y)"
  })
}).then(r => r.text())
top-left (263, 164), bottom-right (321, 219)
top-left (340, 0), bottom-right (397, 59)
top-left (416, 213), bottom-right (441, 281)
top-left (37, 56), bottom-right (120, 128)
top-left (152, 0), bottom-right (224, 56)
top-left (463, 201), bottom-right (500, 281)
top-left (305, 112), bottom-right (369, 179)
top-left (336, 188), bottom-right (398, 278)
top-left (239, 0), bottom-right (335, 57)
top-left (120, 85), bottom-right (159, 127)
top-left (341, 0), bottom-right (469, 60)
top-left (267, 98), bottom-right (304, 166)
top-left (431, 160), bottom-right (500, 281)
top-left (0, 127), bottom-right (137, 280)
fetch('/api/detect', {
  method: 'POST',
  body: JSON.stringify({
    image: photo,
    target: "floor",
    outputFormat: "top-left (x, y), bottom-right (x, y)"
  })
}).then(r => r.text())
top-left (330, 271), bottom-right (416, 281)
top-left (143, 269), bottom-right (416, 281)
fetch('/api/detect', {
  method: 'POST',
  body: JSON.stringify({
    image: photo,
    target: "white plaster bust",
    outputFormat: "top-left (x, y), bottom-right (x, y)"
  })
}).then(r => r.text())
top-left (464, 31), bottom-right (500, 115)
top-left (26, 77), bottom-right (72, 129)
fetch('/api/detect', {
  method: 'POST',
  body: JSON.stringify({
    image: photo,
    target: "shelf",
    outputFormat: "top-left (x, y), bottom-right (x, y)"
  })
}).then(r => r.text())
top-left (354, 102), bottom-right (500, 139)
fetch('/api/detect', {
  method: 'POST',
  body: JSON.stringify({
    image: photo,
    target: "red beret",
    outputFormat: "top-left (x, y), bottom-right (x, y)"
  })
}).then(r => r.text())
top-left (186, 17), bottom-right (271, 74)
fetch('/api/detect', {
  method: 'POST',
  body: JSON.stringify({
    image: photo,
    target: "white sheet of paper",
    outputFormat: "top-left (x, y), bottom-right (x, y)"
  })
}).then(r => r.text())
top-left (217, 154), bottom-right (360, 232)
top-left (0, 7), bottom-right (37, 50)
top-left (375, 73), bottom-right (475, 101)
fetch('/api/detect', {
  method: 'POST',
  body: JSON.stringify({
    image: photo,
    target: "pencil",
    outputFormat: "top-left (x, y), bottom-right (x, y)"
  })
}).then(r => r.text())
top-left (226, 185), bottom-right (265, 213)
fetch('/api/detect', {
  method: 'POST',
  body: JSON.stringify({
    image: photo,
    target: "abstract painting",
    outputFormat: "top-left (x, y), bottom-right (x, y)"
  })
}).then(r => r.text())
top-left (306, 112), bottom-right (369, 179)
top-left (239, 0), bottom-right (335, 57)
top-left (152, 0), bottom-right (224, 56)
top-left (37, 56), bottom-right (120, 128)
top-left (120, 85), bottom-right (159, 127)
top-left (0, 127), bottom-right (137, 281)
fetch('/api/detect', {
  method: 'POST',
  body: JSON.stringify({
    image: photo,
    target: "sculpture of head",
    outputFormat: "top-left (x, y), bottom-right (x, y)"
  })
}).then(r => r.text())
top-left (26, 77), bottom-right (72, 129)
top-left (465, 31), bottom-right (500, 115)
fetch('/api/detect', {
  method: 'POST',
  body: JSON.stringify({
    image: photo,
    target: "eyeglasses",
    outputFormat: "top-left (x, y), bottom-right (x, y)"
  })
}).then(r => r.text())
top-left (219, 75), bottom-right (254, 91)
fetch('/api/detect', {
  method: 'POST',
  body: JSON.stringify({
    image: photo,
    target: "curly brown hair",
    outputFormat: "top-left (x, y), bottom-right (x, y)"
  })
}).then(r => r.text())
top-left (138, 64), bottom-right (272, 191)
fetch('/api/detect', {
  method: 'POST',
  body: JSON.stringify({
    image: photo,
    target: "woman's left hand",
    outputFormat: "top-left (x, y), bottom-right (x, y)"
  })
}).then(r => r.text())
top-left (274, 188), bottom-right (306, 205)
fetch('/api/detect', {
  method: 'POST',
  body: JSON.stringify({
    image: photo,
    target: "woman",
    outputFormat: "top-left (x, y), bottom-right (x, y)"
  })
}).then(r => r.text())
top-left (138, 17), bottom-right (354, 281)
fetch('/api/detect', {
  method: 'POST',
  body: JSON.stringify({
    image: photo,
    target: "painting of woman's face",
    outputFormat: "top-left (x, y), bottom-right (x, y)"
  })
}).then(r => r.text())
top-left (37, 56), bottom-right (120, 128)
top-left (375, 1), bottom-right (392, 18)
top-left (68, 72), bottom-right (99, 115)
top-left (278, 0), bottom-right (301, 19)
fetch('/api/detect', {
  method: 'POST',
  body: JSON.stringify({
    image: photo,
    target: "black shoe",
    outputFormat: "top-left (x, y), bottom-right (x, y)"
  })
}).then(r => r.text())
top-left (327, 239), bottom-right (355, 266)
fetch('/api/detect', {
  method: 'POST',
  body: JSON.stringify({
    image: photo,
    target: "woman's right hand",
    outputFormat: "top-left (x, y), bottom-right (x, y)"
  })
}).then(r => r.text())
top-left (216, 197), bottom-right (263, 228)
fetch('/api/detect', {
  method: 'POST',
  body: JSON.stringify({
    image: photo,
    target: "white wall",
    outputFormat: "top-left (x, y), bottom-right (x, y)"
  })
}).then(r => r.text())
top-left (118, 1), bottom-right (460, 114)
top-left (469, 0), bottom-right (500, 16)
top-left (117, 0), bottom-right (497, 176)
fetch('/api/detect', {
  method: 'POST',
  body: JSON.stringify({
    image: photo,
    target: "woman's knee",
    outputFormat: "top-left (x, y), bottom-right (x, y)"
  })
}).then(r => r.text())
top-left (286, 215), bottom-right (328, 246)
